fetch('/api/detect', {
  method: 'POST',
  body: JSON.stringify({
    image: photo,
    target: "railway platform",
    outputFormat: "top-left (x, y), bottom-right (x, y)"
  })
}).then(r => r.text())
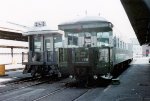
top-left (5, 64), bottom-right (25, 72)
top-left (96, 57), bottom-right (150, 101)
top-left (0, 64), bottom-right (30, 83)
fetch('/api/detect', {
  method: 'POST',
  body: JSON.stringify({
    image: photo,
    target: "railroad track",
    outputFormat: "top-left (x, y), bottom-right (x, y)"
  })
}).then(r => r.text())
top-left (32, 87), bottom-right (67, 101)
top-left (71, 89), bottom-right (89, 101)
top-left (0, 76), bottom-right (110, 101)
top-left (32, 80), bottom-right (90, 101)
top-left (0, 77), bottom-right (109, 101)
top-left (1, 77), bottom-right (34, 85)
top-left (0, 76), bottom-right (56, 94)
top-left (32, 86), bottom-right (90, 101)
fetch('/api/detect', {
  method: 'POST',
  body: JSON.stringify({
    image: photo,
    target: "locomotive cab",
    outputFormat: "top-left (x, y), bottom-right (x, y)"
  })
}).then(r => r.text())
top-left (58, 16), bottom-right (114, 81)
top-left (22, 22), bottom-right (63, 77)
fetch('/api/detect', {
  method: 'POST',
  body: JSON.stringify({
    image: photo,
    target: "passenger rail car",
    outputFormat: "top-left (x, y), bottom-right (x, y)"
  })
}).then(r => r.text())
top-left (22, 24), bottom-right (62, 77)
top-left (58, 16), bottom-right (133, 81)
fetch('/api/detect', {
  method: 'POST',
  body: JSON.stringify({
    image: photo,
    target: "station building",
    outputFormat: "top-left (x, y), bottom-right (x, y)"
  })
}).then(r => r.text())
top-left (142, 45), bottom-right (150, 57)
top-left (131, 38), bottom-right (142, 58)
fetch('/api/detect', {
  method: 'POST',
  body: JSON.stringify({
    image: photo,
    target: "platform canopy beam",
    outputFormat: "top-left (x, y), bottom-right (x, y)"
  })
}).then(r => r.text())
top-left (121, 0), bottom-right (150, 45)
top-left (0, 30), bottom-right (28, 41)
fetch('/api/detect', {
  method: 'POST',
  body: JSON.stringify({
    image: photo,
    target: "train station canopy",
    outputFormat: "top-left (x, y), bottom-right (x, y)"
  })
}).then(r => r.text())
top-left (0, 21), bottom-right (28, 42)
top-left (121, 0), bottom-right (150, 45)
top-left (0, 45), bottom-right (28, 49)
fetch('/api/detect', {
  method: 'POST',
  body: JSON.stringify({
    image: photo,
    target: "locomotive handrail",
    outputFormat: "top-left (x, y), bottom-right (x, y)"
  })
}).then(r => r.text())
top-left (22, 52), bottom-right (28, 63)
top-left (22, 51), bottom-right (58, 65)
top-left (73, 48), bottom-right (89, 63)
top-left (22, 51), bottom-right (44, 63)
top-left (45, 51), bottom-right (58, 63)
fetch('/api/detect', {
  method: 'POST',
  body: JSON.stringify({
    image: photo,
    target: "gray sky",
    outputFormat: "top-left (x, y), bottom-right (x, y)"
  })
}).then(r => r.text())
top-left (0, 0), bottom-right (136, 38)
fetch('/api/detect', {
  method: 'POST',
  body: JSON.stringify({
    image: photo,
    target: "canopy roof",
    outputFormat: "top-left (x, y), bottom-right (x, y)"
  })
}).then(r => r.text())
top-left (121, 0), bottom-right (150, 45)
top-left (0, 21), bottom-right (28, 41)
top-left (0, 30), bottom-right (27, 41)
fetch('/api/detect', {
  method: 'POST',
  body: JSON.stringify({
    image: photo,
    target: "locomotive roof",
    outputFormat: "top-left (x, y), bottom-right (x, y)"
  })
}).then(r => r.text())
top-left (58, 16), bottom-right (113, 31)
top-left (22, 26), bottom-right (63, 36)
top-left (60, 16), bottom-right (108, 24)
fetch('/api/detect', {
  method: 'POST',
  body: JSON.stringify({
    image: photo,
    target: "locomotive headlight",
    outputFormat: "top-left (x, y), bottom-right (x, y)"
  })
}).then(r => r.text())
top-left (69, 75), bottom-right (73, 79)
top-left (58, 72), bottom-right (62, 78)
top-left (93, 75), bottom-right (98, 80)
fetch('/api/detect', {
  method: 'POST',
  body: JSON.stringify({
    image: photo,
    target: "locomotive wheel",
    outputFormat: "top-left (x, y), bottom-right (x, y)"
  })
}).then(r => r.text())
top-left (31, 69), bottom-right (36, 77)
top-left (31, 67), bottom-right (37, 77)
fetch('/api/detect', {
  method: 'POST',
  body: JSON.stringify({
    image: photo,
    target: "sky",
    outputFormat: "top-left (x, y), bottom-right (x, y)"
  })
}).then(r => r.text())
top-left (0, 0), bottom-right (136, 38)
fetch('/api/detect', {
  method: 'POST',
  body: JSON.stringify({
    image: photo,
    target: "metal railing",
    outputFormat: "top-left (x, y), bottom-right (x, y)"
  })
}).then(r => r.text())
top-left (22, 51), bottom-right (58, 64)
top-left (73, 48), bottom-right (89, 63)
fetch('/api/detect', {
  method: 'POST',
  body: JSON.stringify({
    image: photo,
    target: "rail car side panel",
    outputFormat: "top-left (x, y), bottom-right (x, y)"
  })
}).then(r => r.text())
top-left (113, 47), bottom-right (133, 65)
top-left (58, 48), bottom-right (73, 75)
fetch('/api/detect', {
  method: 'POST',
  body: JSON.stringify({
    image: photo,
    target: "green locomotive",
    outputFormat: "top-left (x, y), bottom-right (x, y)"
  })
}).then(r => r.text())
top-left (58, 16), bottom-right (133, 81)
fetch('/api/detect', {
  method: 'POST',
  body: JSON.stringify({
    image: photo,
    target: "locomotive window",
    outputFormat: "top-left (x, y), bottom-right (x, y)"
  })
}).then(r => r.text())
top-left (120, 41), bottom-right (122, 49)
top-left (45, 39), bottom-right (51, 51)
top-left (67, 32), bottom-right (78, 46)
top-left (54, 36), bottom-right (63, 50)
top-left (97, 31), bottom-right (111, 47)
top-left (59, 48), bottom-right (67, 62)
top-left (34, 36), bottom-right (42, 52)
top-left (74, 48), bottom-right (89, 62)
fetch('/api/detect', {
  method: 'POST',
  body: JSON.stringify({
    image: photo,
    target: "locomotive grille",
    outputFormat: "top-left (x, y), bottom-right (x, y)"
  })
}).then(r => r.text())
top-left (74, 66), bottom-right (88, 78)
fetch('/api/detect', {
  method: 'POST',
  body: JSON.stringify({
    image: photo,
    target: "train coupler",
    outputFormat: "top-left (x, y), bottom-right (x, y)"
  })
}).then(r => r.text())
top-left (57, 72), bottom-right (62, 78)
top-left (101, 73), bottom-right (113, 80)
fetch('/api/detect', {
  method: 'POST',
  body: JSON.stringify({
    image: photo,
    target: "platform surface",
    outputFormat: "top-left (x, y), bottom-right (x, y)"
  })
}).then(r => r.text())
top-left (96, 57), bottom-right (150, 101)
top-left (0, 64), bottom-right (30, 83)
top-left (5, 64), bottom-right (25, 71)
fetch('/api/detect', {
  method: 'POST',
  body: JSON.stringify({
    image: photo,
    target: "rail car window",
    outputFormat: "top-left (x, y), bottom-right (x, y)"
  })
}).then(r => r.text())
top-left (99, 49), bottom-right (109, 62)
top-left (117, 38), bottom-right (119, 48)
top-left (34, 36), bottom-right (42, 52)
top-left (54, 36), bottom-right (62, 49)
top-left (123, 42), bottom-right (125, 49)
top-left (113, 37), bottom-right (116, 47)
top-left (59, 48), bottom-right (67, 62)
top-left (84, 32), bottom-right (91, 47)
top-left (120, 41), bottom-right (122, 49)
top-left (97, 31), bottom-right (112, 47)
top-left (45, 38), bottom-right (51, 51)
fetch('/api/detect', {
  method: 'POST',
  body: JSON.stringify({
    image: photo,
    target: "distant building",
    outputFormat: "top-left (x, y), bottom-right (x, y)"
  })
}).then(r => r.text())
top-left (130, 38), bottom-right (142, 58)
top-left (142, 45), bottom-right (150, 57)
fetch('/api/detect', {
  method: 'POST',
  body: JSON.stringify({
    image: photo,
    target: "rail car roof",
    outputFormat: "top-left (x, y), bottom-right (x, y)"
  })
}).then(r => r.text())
top-left (23, 26), bottom-right (63, 36)
top-left (58, 16), bottom-right (113, 31)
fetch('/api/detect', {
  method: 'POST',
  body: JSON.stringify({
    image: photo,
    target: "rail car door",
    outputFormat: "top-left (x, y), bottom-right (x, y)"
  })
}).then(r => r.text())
top-left (32, 35), bottom-right (43, 62)
top-left (84, 32), bottom-right (92, 47)
top-left (97, 47), bottom-right (113, 75)
top-left (44, 35), bottom-right (55, 63)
